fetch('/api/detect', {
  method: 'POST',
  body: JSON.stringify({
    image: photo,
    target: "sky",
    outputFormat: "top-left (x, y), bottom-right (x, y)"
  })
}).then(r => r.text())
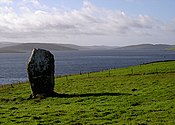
top-left (0, 0), bottom-right (175, 46)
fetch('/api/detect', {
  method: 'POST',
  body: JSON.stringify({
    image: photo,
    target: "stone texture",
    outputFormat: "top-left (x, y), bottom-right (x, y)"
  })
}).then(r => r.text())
top-left (27, 48), bottom-right (55, 98)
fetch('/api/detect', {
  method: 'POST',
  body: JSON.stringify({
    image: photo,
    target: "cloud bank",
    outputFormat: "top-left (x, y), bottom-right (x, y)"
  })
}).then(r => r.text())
top-left (0, 0), bottom-right (174, 46)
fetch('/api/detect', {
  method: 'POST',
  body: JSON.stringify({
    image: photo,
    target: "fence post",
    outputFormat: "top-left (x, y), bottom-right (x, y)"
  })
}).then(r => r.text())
top-left (66, 75), bottom-right (68, 80)
top-left (131, 68), bottom-right (133, 75)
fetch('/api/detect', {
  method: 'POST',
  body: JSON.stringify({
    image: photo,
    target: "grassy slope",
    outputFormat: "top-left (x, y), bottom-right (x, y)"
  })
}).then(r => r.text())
top-left (0, 61), bottom-right (175, 125)
top-left (0, 43), bottom-right (77, 53)
top-left (167, 47), bottom-right (175, 51)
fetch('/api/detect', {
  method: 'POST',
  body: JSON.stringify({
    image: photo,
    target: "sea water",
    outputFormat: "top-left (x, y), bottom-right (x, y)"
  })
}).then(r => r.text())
top-left (0, 49), bottom-right (175, 84)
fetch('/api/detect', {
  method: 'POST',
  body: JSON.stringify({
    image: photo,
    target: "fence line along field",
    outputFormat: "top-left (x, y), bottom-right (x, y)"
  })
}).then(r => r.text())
top-left (0, 60), bottom-right (175, 124)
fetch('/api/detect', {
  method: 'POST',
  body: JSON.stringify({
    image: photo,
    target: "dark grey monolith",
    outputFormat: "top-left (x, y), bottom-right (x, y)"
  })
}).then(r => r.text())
top-left (27, 48), bottom-right (55, 98)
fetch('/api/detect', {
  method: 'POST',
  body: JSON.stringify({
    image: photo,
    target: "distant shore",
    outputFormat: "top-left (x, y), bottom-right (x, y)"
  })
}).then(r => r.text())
top-left (0, 43), bottom-right (175, 53)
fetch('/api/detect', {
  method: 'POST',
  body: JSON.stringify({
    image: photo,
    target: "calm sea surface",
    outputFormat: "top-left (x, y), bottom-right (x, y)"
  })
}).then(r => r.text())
top-left (0, 49), bottom-right (175, 84)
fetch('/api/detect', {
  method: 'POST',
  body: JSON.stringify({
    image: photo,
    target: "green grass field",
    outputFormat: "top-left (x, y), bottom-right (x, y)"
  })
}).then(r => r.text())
top-left (166, 47), bottom-right (175, 51)
top-left (1, 61), bottom-right (175, 125)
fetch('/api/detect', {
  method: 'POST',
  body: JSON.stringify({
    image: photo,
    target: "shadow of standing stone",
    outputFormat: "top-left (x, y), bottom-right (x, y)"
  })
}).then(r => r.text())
top-left (27, 48), bottom-right (57, 98)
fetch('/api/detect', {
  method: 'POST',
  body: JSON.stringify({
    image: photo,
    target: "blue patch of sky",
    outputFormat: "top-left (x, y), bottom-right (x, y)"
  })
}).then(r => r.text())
top-left (41, 0), bottom-right (83, 10)
top-left (97, 0), bottom-right (175, 21)
top-left (41, 0), bottom-right (175, 21)
top-left (1, 0), bottom-right (174, 21)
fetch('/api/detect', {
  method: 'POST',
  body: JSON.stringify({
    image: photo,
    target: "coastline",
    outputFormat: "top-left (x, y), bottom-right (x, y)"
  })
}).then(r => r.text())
top-left (1, 59), bottom-right (175, 86)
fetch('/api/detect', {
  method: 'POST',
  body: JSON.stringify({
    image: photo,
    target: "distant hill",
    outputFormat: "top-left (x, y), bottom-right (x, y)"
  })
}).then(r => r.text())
top-left (0, 43), bottom-right (175, 53)
top-left (0, 42), bottom-right (118, 53)
top-left (82, 45), bottom-right (117, 50)
top-left (0, 43), bottom-right (79, 53)
top-left (117, 44), bottom-right (175, 50)
top-left (166, 47), bottom-right (175, 51)
top-left (56, 44), bottom-right (87, 50)
top-left (0, 42), bottom-right (19, 48)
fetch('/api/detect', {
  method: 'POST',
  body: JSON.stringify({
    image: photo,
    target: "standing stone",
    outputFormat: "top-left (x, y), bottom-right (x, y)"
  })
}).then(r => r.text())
top-left (27, 48), bottom-right (55, 98)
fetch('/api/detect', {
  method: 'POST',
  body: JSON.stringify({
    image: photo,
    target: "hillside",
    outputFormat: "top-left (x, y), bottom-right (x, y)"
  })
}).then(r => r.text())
top-left (0, 43), bottom-right (115, 53)
top-left (83, 45), bottom-right (117, 50)
top-left (0, 43), bottom-right (78, 53)
top-left (117, 44), bottom-right (175, 50)
top-left (0, 61), bottom-right (175, 124)
top-left (0, 42), bottom-right (19, 48)
top-left (167, 47), bottom-right (175, 51)
top-left (0, 43), bottom-right (174, 53)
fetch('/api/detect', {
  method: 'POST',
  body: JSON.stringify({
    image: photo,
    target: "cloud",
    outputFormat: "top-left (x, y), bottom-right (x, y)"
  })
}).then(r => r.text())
top-left (0, 0), bottom-right (174, 46)
top-left (0, 0), bottom-right (13, 4)
top-left (160, 19), bottom-right (175, 32)
top-left (23, 0), bottom-right (40, 6)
